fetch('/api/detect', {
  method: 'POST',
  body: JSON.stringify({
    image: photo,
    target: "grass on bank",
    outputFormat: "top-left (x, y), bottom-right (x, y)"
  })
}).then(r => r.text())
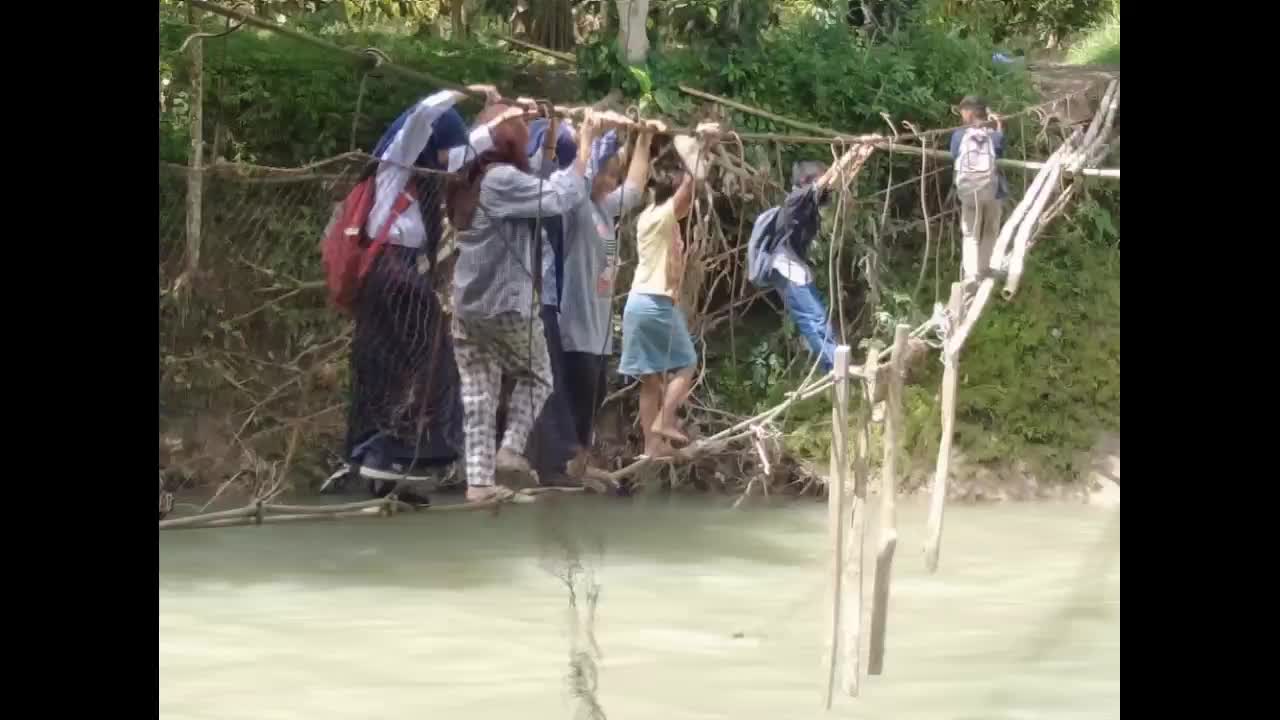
top-left (1066, 9), bottom-right (1119, 66)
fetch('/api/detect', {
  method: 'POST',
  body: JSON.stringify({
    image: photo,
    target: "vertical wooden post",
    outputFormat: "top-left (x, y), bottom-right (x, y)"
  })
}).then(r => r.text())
top-left (925, 284), bottom-right (965, 573)
top-left (185, 1), bottom-right (205, 278)
top-left (840, 345), bottom-right (875, 696)
top-left (869, 323), bottom-right (909, 675)
top-left (823, 345), bottom-right (851, 709)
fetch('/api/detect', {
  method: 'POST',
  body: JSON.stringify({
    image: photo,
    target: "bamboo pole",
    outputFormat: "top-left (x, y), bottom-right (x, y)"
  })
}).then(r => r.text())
top-left (179, 6), bottom-right (1121, 183)
top-left (159, 487), bottom-right (584, 531)
top-left (869, 324), bottom-right (908, 675)
top-left (734, 132), bottom-right (1118, 177)
top-left (872, 141), bottom-right (1118, 180)
top-left (184, 1), bottom-right (205, 277)
top-left (823, 345), bottom-right (851, 709)
top-left (158, 504), bottom-right (255, 530)
top-left (186, 507), bottom-right (387, 528)
top-left (680, 85), bottom-right (847, 140)
top-left (924, 284), bottom-right (965, 573)
top-left (265, 499), bottom-right (414, 515)
top-left (495, 34), bottom-right (577, 63)
top-left (841, 346), bottom-right (875, 696)
top-left (1076, 80), bottom-right (1119, 159)
top-left (680, 86), bottom-right (1119, 180)
top-left (1001, 158), bottom-right (1064, 300)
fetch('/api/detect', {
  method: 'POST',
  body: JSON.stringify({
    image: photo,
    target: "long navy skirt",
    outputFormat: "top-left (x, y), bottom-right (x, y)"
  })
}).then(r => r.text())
top-left (522, 305), bottom-right (580, 480)
top-left (345, 245), bottom-right (463, 471)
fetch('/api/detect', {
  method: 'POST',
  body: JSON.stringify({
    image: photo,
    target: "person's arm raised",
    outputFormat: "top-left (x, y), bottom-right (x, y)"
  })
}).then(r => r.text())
top-left (625, 121), bottom-right (661, 190)
top-left (573, 111), bottom-right (605, 179)
top-left (672, 172), bottom-right (695, 221)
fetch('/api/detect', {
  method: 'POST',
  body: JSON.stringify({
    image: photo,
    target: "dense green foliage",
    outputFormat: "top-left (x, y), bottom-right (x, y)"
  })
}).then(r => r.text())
top-left (920, 0), bottom-right (1113, 48)
top-left (579, 11), bottom-right (1035, 133)
top-left (160, 12), bottom-right (523, 165)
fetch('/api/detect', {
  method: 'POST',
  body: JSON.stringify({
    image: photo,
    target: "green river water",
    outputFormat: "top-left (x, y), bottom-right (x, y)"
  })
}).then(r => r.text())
top-left (159, 494), bottom-right (1119, 719)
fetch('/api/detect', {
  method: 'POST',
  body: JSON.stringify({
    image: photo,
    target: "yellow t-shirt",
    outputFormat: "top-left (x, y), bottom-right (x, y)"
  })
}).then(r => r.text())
top-left (632, 198), bottom-right (682, 298)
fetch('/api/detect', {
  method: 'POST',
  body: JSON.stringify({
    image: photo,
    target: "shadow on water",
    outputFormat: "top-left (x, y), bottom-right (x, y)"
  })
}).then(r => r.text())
top-left (158, 493), bottom-right (823, 592)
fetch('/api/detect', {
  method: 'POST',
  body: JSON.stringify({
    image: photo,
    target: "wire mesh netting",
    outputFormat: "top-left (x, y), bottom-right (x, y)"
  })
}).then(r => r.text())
top-left (159, 155), bottom-right (460, 495)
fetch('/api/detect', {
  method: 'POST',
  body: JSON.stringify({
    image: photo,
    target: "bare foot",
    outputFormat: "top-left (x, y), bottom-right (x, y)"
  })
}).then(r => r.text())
top-left (495, 448), bottom-right (538, 488)
top-left (650, 420), bottom-right (690, 447)
top-left (466, 485), bottom-right (514, 503)
top-left (641, 440), bottom-right (675, 460)
top-left (566, 449), bottom-right (588, 480)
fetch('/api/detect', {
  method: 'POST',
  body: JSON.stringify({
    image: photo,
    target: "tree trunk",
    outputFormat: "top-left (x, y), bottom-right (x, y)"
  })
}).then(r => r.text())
top-left (510, 0), bottom-right (533, 39)
top-left (614, 0), bottom-right (649, 65)
top-left (725, 0), bottom-right (741, 34)
top-left (532, 0), bottom-right (576, 52)
top-left (450, 0), bottom-right (468, 40)
top-left (861, 0), bottom-right (880, 34)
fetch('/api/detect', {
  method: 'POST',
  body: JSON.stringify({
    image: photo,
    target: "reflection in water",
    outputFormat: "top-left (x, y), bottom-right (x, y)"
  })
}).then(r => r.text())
top-left (159, 495), bottom-right (1119, 719)
top-left (537, 499), bottom-right (607, 720)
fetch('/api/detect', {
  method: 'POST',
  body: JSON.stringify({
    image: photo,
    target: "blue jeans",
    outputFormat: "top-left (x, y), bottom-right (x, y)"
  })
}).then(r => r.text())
top-left (770, 271), bottom-right (838, 372)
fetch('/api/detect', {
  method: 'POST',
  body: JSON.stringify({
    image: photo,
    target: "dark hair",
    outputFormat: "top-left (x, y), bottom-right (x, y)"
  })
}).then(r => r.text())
top-left (650, 167), bottom-right (686, 206)
top-left (959, 95), bottom-right (989, 118)
top-left (445, 104), bottom-right (532, 230)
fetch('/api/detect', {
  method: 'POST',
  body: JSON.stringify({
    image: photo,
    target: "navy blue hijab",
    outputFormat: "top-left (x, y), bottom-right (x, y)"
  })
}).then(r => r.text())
top-left (369, 104), bottom-right (471, 263)
top-left (372, 104), bottom-right (471, 169)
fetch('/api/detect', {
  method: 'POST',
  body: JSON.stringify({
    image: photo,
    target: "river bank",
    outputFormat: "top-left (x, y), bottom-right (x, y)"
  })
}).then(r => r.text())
top-left (162, 429), bottom-right (1120, 524)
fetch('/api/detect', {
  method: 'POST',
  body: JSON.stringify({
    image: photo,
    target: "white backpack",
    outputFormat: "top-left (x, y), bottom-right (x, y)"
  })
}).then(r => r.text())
top-left (954, 127), bottom-right (998, 203)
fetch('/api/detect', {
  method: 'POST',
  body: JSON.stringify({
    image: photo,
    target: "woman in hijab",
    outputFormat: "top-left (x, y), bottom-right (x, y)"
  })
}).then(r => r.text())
top-left (518, 117), bottom-right (582, 484)
top-left (520, 117), bottom-right (659, 482)
top-left (557, 119), bottom-right (661, 476)
top-left (331, 87), bottom-right (511, 501)
top-left (448, 106), bottom-right (606, 502)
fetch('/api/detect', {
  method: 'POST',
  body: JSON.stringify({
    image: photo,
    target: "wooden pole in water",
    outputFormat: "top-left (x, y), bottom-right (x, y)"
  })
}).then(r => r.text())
top-left (823, 345), bottom-right (851, 709)
top-left (925, 284), bottom-right (966, 573)
top-left (184, 0), bottom-right (205, 278)
top-left (840, 346), bottom-right (876, 696)
top-left (869, 324), bottom-right (909, 674)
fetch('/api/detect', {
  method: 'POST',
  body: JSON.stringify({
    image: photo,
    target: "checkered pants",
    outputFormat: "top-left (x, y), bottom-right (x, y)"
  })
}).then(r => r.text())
top-left (452, 312), bottom-right (553, 488)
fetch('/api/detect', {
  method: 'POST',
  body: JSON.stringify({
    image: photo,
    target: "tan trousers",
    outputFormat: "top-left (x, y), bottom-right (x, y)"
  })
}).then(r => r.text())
top-left (960, 196), bottom-right (1004, 280)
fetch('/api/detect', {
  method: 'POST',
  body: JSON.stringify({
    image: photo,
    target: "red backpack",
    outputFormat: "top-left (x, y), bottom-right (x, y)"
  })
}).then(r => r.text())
top-left (321, 176), bottom-right (418, 314)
